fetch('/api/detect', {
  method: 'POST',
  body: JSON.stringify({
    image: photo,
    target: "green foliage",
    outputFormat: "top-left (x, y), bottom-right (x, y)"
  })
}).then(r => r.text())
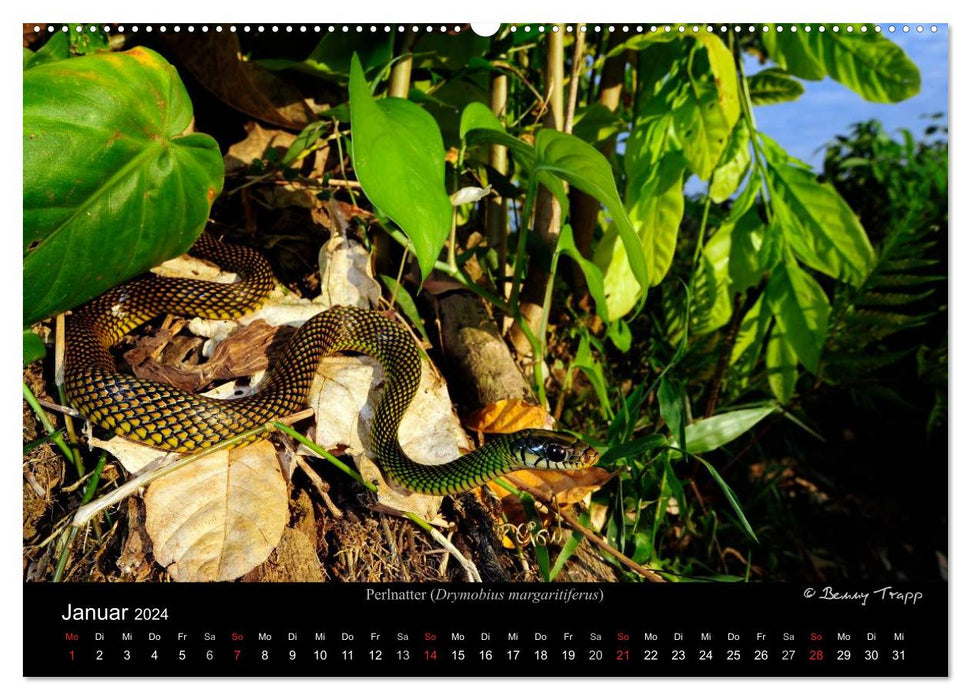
top-left (348, 54), bottom-right (453, 282)
top-left (23, 47), bottom-right (223, 325)
top-left (762, 24), bottom-right (920, 102)
top-left (746, 68), bottom-right (805, 105)
top-left (820, 120), bottom-right (947, 384)
top-left (23, 330), bottom-right (45, 365)
top-left (25, 25), bottom-right (941, 582)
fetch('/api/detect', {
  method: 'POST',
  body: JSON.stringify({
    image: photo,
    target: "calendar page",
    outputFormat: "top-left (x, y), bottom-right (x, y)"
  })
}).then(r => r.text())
top-left (21, 19), bottom-right (948, 678)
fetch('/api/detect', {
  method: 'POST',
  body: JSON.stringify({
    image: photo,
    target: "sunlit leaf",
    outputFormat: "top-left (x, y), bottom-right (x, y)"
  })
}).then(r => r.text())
top-left (763, 134), bottom-right (875, 284)
top-left (572, 103), bottom-right (626, 145)
top-left (761, 28), bottom-right (826, 80)
top-left (674, 79), bottom-right (734, 180)
top-left (747, 67), bottom-right (805, 105)
top-left (595, 155), bottom-right (685, 319)
top-left (349, 54), bottom-right (452, 282)
top-left (764, 25), bottom-right (920, 102)
top-left (23, 47), bottom-right (223, 324)
top-left (710, 120), bottom-right (751, 203)
top-left (459, 101), bottom-right (504, 140)
top-left (534, 129), bottom-right (649, 292)
top-left (766, 258), bottom-right (831, 373)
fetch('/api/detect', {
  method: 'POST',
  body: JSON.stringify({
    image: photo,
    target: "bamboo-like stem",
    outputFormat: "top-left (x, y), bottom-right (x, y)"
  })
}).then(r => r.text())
top-left (564, 28), bottom-right (586, 135)
top-left (508, 26), bottom-right (566, 371)
top-left (388, 29), bottom-right (416, 98)
top-left (487, 67), bottom-right (510, 302)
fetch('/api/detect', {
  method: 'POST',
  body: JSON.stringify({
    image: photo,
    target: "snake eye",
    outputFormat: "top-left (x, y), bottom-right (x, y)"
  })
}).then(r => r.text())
top-left (544, 443), bottom-right (568, 463)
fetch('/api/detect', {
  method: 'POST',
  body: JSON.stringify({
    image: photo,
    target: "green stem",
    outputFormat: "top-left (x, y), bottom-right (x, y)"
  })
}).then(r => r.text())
top-left (23, 382), bottom-right (80, 474)
top-left (690, 184), bottom-right (714, 271)
top-left (335, 123), bottom-right (358, 209)
top-left (57, 384), bottom-right (86, 479)
top-left (271, 421), bottom-right (378, 493)
top-left (509, 179), bottom-right (538, 316)
top-left (52, 452), bottom-right (107, 583)
top-left (733, 33), bottom-right (774, 217)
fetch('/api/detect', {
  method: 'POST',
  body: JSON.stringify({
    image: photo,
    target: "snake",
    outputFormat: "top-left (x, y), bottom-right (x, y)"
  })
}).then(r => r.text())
top-left (63, 234), bottom-right (600, 495)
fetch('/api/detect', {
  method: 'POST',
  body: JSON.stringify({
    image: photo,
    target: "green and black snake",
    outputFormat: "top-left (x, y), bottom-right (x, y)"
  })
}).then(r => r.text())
top-left (63, 234), bottom-right (599, 495)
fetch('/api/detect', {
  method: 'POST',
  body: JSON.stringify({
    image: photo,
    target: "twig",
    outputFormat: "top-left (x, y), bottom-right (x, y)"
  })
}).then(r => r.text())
top-left (295, 456), bottom-right (342, 519)
top-left (35, 398), bottom-right (80, 418)
top-left (404, 512), bottom-right (482, 583)
top-left (504, 475), bottom-right (666, 582)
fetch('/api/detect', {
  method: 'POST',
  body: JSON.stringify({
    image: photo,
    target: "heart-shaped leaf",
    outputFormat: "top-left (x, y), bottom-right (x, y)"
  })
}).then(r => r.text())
top-left (23, 47), bottom-right (223, 324)
top-left (349, 53), bottom-right (451, 282)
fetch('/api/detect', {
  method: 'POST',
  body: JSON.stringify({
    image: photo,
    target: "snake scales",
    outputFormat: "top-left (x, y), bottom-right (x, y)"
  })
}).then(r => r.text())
top-left (63, 234), bottom-right (599, 495)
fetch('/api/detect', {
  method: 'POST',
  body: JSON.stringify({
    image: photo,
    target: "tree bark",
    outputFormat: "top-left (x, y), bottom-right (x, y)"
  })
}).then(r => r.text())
top-left (438, 291), bottom-right (536, 414)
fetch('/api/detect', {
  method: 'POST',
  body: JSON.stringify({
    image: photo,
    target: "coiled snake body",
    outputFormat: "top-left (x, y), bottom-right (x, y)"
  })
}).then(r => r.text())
top-left (64, 235), bottom-right (599, 495)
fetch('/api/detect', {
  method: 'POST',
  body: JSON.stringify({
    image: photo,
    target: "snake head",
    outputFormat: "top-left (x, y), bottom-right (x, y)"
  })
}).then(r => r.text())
top-left (509, 429), bottom-right (599, 471)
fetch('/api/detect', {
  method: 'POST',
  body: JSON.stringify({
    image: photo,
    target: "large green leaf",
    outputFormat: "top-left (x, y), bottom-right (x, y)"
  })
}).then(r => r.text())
top-left (694, 223), bottom-right (733, 335)
top-left (730, 293), bottom-right (773, 380)
top-left (747, 67), bottom-right (805, 105)
top-left (761, 30), bottom-right (825, 80)
top-left (766, 259), bottom-right (831, 373)
top-left (674, 79), bottom-right (735, 180)
top-left (349, 54), bottom-right (452, 282)
top-left (595, 156), bottom-right (684, 319)
top-left (763, 135), bottom-right (875, 284)
top-left (674, 34), bottom-right (740, 180)
top-left (809, 26), bottom-right (920, 102)
top-left (533, 129), bottom-right (649, 292)
top-left (764, 25), bottom-right (920, 103)
top-left (727, 208), bottom-right (765, 295)
top-left (23, 47), bottom-right (223, 325)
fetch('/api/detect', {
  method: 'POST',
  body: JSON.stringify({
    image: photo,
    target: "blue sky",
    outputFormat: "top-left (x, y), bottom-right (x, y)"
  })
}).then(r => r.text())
top-left (749, 26), bottom-right (949, 169)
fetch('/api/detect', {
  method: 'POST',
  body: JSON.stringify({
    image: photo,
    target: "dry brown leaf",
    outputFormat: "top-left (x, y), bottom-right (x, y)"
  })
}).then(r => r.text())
top-left (126, 321), bottom-right (287, 393)
top-left (497, 467), bottom-right (615, 505)
top-left (160, 33), bottom-right (317, 129)
top-left (421, 278), bottom-right (469, 295)
top-left (224, 122), bottom-right (298, 173)
top-left (143, 441), bottom-right (288, 582)
top-left (464, 398), bottom-right (555, 433)
top-left (318, 235), bottom-right (381, 309)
